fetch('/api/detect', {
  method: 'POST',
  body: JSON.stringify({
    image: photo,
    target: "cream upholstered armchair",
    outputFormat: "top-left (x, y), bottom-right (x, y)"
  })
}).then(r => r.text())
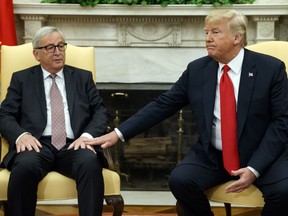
top-left (0, 43), bottom-right (124, 215)
top-left (177, 41), bottom-right (288, 216)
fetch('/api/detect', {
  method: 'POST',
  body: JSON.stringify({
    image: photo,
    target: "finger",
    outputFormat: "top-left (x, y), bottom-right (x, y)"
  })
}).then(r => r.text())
top-left (230, 184), bottom-right (248, 193)
top-left (225, 181), bottom-right (240, 192)
top-left (23, 138), bottom-right (40, 152)
top-left (231, 169), bottom-right (242, 176)
top-left (20, 144), bottom-right (26, 152)
top-left (226, 180), bottom-right (249, 193)
top-left (31, 139), bottom-right (42, 152)
top-left (234, 187), bottom-right (246, 193)
top-left (72, 141), bottom-right (80, 150)
top-left (82, 137), bottom-right (93, 142)
top-left (101, 142), bottom-right (113, 149)
top-left (16, 145), bottom-right (21, 153)
top-left (32, 143), bottom-right (40, 153)
top-left (80, 142), bottom-right (86, 149)
top-left (74, 144), bottom-right (79, 150)
top-left (67, 143), bottom-right (74, 150)
top-left (24, 142), bottom-right (33, 151)
top-left (85, 138), bottom-right (102, 145)
top-left (36, 139), bottom-right (42, 148)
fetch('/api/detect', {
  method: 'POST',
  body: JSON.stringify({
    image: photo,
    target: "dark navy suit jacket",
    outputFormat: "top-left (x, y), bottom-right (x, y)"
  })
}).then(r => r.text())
top-left (0, 64), bottom-right (110, 168)
top-left (118, 49), bottom-right (288, 184)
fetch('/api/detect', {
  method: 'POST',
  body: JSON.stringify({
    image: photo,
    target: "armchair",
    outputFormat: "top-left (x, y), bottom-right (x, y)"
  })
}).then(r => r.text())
top-left (0, 43), bottom-right (124, 216)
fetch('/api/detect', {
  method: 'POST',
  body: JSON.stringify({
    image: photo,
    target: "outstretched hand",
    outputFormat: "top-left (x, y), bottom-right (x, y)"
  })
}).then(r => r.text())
top-left (84, 131), bottom-right (120, 149)
top-left (225, 167), bottom-right (257, 193)
top-left (67, 136), bottom-right (96, 154)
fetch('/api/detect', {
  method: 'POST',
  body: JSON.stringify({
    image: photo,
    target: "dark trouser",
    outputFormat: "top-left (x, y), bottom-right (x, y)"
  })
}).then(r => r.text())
top-left (256, 179), bottom-right (288, 216)
top-left (7, 137), bottom-right (104, 216)
top-left (168, 156), bottom-right (288, 216)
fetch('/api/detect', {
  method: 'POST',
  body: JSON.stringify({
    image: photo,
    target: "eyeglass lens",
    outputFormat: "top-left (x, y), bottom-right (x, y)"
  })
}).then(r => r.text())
top-left (46, 43), bottom-right (67, 53)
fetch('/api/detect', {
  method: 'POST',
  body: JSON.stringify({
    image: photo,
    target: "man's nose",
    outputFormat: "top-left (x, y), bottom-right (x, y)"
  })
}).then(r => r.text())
top-left (206, 32), bottom-right (213, 41)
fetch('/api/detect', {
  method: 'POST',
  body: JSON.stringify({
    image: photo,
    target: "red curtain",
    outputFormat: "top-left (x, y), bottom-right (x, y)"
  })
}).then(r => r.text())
top-left (0, 0), bottom-right (17, 46)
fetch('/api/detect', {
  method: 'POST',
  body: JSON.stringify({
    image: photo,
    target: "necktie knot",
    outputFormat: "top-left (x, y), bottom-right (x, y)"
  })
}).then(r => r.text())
top-left (50, 74), bottom-right (57, 80)
top-left (222, 65), bottom-right (230, 74)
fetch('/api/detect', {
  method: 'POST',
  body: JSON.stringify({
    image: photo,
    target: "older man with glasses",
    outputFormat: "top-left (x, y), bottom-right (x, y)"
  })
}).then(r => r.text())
top-left (0, 26), bottom-right (110, 216)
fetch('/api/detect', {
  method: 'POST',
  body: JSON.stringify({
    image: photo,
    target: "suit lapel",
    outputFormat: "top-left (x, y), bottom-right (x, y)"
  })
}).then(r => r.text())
top-left (31, 65), bottom-right (47, 117)
top-left (203, 61), bottom-right (218, 138)
top-left (63, 66), bottom-right (75, 116)
top-left (237, 50), bottom-right (256, 139)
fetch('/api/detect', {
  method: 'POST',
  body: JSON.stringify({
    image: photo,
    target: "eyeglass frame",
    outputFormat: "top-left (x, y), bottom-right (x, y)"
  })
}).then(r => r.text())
top-left (34, 43), bottom-right (67, 53)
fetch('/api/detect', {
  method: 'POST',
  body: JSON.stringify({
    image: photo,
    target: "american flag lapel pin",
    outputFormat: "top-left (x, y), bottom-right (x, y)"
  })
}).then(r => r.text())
top-left (248, 72), bottom-right (254, 77)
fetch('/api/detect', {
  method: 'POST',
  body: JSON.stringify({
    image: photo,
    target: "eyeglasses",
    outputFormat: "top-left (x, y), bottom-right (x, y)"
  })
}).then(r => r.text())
top-left (35, 43), bottom-right (67, 53)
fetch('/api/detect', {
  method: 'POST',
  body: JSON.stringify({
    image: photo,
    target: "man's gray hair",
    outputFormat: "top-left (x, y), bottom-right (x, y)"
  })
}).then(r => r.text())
top-left (32, 26), bottom-right (65, 48)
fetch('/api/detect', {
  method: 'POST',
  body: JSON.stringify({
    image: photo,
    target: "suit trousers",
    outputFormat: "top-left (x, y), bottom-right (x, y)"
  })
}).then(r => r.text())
top-left (7, 137), bottom-right (104, 216)
top-left (168, 150), bottom-right (288, 216)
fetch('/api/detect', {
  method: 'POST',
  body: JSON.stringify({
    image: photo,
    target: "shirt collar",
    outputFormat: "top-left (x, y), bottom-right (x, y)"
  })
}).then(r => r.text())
top-left (42, 67), bottom-right (64, 80)
top-left (218, 48), bottom-right (244, 75)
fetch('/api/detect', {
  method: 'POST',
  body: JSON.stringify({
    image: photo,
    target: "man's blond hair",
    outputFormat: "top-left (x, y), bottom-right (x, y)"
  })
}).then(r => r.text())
top-left (205, 9), bottom-right (248, 47)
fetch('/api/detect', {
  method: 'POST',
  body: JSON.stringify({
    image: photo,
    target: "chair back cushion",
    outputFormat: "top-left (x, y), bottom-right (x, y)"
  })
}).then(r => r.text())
top-left (246, 41), bottom-right (288, 69)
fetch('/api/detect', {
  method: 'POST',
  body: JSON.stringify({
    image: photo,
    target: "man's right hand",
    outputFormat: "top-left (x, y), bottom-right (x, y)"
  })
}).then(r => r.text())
top-left (16, 133), bottom-right (42, 153)
top-left (83, 131), bottom-right (119, 149)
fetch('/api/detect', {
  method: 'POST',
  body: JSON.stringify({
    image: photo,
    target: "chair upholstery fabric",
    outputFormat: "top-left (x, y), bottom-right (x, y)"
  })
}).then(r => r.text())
top-left (0, 43), bottom-right (124, 216)
top-left (204, 180), bottom-right (264, 206)
top-left (246, 41), bottom-right (288, 69)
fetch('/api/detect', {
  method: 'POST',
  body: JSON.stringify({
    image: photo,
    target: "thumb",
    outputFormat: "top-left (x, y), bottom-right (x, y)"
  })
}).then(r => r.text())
top-left (231, 169), bottom-right (241, 176)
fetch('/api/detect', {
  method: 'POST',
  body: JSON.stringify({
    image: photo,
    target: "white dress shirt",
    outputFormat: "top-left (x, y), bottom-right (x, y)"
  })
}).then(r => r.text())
top-left (211, 49), bottom-right (243, 150)
top-left (210, 48), bottom-right (259, 177)
top-left (42, 69), bottom-right (75, 139)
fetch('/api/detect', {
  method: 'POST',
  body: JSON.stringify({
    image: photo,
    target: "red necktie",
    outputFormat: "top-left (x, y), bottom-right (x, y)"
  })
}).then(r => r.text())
top-left (220, 65), bottom-right (240, 175)
top-left (50, 74), bottom-right (66, 150)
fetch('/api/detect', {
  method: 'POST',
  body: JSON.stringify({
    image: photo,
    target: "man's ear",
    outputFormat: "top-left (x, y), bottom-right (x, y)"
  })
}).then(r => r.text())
top-left (233, 32), bottom-right (243, 46)
top-left (33, 49), bottom-right (41, 61)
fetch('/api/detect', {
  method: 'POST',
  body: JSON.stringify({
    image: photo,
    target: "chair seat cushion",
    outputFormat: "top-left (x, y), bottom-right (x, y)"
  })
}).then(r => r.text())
top-left (0, 168), bottom-right (120, 201)
top-left (38, 171), bottom-right (77, 200)
top-left (205, 180), bottom-right (264, 207)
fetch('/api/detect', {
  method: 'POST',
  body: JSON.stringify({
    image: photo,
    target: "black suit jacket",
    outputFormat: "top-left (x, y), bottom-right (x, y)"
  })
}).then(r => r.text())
top-left (118, 49), bottom-right (288, 184)
top-left (0, 65), bottom-right (110, 168)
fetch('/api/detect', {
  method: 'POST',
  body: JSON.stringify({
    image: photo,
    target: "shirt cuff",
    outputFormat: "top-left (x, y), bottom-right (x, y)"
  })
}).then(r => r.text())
top-left (16, 132), bottom-right (31, 145)
top-left (81, 132), bottom-right (93, 139)
top-left (114, 128), bottom-right (125, 142)
top-left (247, 166), bottom-right (260, 178)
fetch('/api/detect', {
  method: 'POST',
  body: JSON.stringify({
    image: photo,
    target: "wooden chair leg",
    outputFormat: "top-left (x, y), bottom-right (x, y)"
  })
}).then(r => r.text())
top-left (176, 201), bottom-right (185, 216)
top-left (224, 203), bottom-right (232, 216)
top-left (0, 201), bottom-right (8, 216)
top-left (104, 195), bottom-right (124, 216)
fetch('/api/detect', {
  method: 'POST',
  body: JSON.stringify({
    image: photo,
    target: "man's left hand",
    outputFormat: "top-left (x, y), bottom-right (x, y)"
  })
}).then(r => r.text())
top-left (225, 167), bottom-right (257, 193)
top-left (68, 137), bottom-right (96, 154)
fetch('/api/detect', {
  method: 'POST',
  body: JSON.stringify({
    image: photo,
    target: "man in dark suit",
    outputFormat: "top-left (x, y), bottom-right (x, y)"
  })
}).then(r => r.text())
top-left (0, 26), bottom-right (110, 216)
top-left (82, 9), bottom-right (288, 216)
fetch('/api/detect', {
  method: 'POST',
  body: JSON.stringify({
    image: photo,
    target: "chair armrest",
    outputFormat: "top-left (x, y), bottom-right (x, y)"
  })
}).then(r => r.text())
top-left (103, 148), bottom-right (115, 171)
top-left (103, 126), bottom-right (116, 171)
top-left (0, 138), bottom-right (2, 163)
